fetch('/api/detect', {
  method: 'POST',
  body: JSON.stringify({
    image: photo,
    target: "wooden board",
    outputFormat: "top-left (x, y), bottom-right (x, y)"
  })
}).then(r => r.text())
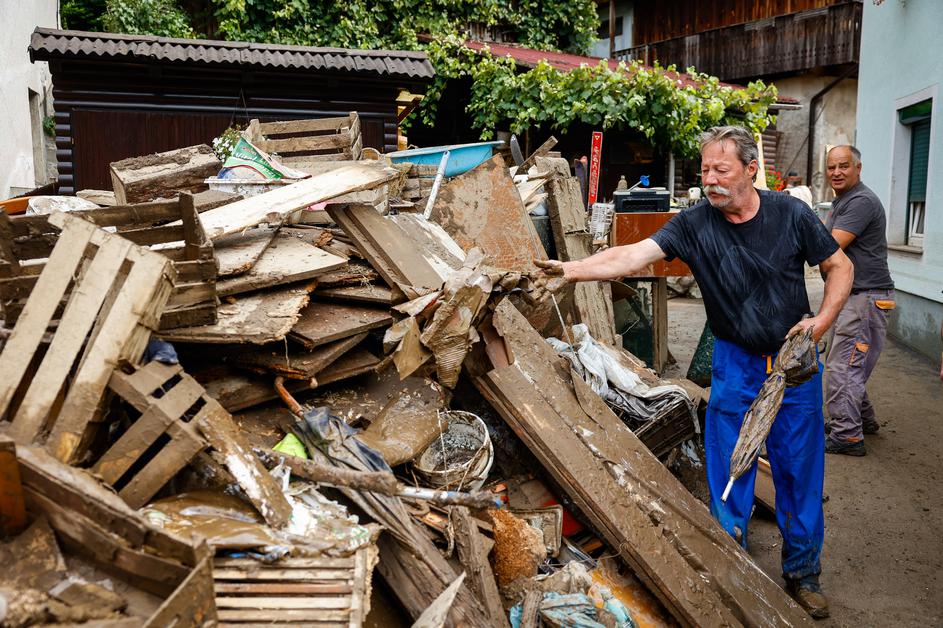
top-left (160, 282), bottom-right (314, 345)
top-left (110, 144), bottom-right (220, 205)
top-left (196, 162), bottom-right (401, 240)
top-left (475, 300), bottom-right (813, 628)
top-left (203, 348), bottom-right (380, 413)
top-left (327, 204), bottom-right (445, 299)
top-left (213, 548), bottom-right (376, 627)
top-left (289, 301), bottom-right (392, 350)
top-left (213, 228), bottom-right (279, 277)
top-left (246, 113), bottom-right (362, 164)
top-left (0, 212), bottom-right (175, 464)
top-left (217, 233), bottom-right (346, 297)
top-left (430, 154), bottom-right (547, 271)
top-left (546, 176), bottom-right (617, 345)
top-left (451, 506), bottom-right (508, 628)
top-left (755, 457), bottom-right (776, 512)
top-left (232, 332), bottom-right (367, 380)
top-left (315, 283), bottom-right (393, 305)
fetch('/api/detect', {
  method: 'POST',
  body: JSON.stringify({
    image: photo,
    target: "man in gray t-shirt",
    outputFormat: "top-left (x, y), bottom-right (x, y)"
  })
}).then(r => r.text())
top-left (823, 145), bottom-right (895, 456)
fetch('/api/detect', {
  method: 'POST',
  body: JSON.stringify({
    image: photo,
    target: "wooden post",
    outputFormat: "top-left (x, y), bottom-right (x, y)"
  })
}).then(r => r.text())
top-left (609, 0), bottom-right (616, 58)
top-left (0, 436), bottom-right (28, 537)
top-left (652, 277), bottom-right (669, 374)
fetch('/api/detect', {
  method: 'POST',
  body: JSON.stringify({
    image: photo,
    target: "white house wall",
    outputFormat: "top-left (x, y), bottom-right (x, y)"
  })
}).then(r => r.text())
top-left (0, 0), bottom-right (58, 200)
top-left (856, 0), bottom-right (943, 361)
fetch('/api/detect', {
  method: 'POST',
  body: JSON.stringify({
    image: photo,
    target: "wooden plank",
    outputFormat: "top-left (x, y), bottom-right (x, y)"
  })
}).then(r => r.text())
top-left (259, 116), bottom-right (352, 135)
top-left (159, 282), bottom-right (314, 344)
top-left (145, 553), bottom-right (217, 628)
top-left (652, 277), bottom-right (669, 373)
top-left (217, 609), bottom-right (351, 622)
top-left (477, 301), bottom-right (813, 628)
top-left (217, 233), bottom-right (346, 297)
top-left (289, 301), bottom-right (392, 350)
top-left (47, 237), bottom-right (174, 464)
top-left (196, 162), bottom-right (401, 240)
top-left (110, 144), bottom-right (220, 205)
top-left (213, 228), bottom-right (279, 277)
top-left (0, 216), bottom-right (95, 420)
top-left (216, 557), bottom-right (355, 569)
top-left (118, 422), bottom-right (205, 508)
top-left (197, 402), bottom-right (293, 529)
top-left (755, 457), bottom-right (776, 512)
top-left (214, 583), bottom-right (353, 594)
top-left (328, 204), bottom-right (444, 299)
top-left (216, 597), bottom-right (349, 610)
top-left (214, 568), bottom-right (353, 581)
top-left (0, 437), bottom-right (27, 536)
top-left (452, 506), bottom-right (508, 628)
top-left (315, 283), bottom-right (393, 305)
top-left (258, 133), bottom-right (352, 154)
top-left (232, 332), bottom-right (366, 380)
top-left (429, 154), bottom-right (546, 271)
top-left (9, 236), bottom-right (133, 443)
top-left (517, 136), bottom-right (558, 173)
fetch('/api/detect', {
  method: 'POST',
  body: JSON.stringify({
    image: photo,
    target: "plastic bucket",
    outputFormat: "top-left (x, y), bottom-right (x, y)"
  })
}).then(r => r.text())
top-left (413, 410), bottom-right (493, 491)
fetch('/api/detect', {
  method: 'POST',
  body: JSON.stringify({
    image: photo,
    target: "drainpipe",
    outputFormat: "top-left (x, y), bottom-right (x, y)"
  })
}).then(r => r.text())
top-left (806, 64), bottom-right (858, 188)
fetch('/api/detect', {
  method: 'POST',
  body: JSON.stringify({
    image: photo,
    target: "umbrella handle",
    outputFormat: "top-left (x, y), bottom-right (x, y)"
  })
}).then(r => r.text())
top-left (721, 477), bottom-right (735, 502)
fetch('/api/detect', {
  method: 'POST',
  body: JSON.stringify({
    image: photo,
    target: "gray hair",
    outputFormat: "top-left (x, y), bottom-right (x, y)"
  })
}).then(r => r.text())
top-left (827, 145), bottom-right (861, 165)
top-left (699, 126), bottom-right (759, 167)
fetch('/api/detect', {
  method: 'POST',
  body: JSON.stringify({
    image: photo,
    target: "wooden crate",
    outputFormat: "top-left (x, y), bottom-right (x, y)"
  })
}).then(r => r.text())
top-left (15, 442), bottom-right (217, 626)
top-left (213, 549), bottom-right (377, 627)
top-left (0, 193), bottom-right (218, 330)
top-left (0, 212), bottom-right (176, 464)
top-left (245, 113), bottom-right (363, 164)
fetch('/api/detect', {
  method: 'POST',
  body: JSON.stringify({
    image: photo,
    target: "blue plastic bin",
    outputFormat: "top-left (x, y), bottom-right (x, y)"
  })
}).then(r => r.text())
top-left (387, 141), bottom-right (505, 177)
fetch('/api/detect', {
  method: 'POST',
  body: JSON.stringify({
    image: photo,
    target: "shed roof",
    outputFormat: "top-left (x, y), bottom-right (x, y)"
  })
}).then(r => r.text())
top-left (29, 28), bottom-right (435, 81)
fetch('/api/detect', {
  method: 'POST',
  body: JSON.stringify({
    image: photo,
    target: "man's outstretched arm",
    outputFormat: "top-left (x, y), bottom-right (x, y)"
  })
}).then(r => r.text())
top-left (788, 247), bottom-right (853, 342)
top-left (528, 238), bottom-right (667, 301)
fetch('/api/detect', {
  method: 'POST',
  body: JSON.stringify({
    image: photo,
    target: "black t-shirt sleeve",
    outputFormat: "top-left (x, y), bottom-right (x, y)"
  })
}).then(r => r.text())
top-left (650, 211), bottom-right (690, 262)
top-left (798, 205), bottom-right (840, 266)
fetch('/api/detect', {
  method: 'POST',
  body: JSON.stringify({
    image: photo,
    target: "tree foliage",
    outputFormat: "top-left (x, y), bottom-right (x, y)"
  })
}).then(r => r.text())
top-left (102, 0), bottom-right (195, 38)
top-left (414, 39), bottom-right (778, 158)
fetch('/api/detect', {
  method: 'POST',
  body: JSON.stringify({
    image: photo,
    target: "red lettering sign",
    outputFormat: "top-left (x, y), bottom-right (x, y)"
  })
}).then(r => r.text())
top-left (587, 132), bottom-right (603, 206)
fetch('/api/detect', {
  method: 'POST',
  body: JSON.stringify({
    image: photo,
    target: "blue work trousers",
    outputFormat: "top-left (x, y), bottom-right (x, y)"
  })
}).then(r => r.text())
top-left (706, 337), bottom-right (825, 581)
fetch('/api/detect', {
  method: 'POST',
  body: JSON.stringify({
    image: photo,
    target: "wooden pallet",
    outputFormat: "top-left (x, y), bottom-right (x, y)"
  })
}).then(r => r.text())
top-left (94, 360), bottom-right (293, 528)
top-left (245, 113), bottom-right (362, 164)
top-left (0, 212), bottom-right (176, 464)
top-left (16, 443), bottom-right (217, 626)
top-left (213, 549), bottom-right (377, 627)
top-left (0, 193), bottom-right (217, 330)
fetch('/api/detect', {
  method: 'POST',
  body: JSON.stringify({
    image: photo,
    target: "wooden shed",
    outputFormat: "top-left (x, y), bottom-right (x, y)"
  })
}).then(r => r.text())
top-left (28, 28), bottom-right (435, 195)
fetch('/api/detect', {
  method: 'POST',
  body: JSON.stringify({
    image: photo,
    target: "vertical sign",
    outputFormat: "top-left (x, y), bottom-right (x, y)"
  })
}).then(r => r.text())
top-left (587, 131), bottom-right (603, 206)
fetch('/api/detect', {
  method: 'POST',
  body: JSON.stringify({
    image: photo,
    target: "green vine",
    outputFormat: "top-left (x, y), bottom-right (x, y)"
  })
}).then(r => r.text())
top-left (411, 38), bottom-right (778, 158)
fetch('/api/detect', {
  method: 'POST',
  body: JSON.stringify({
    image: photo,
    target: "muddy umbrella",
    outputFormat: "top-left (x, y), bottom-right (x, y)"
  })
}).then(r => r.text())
top-left (721, 326), bottom-right (819, 502)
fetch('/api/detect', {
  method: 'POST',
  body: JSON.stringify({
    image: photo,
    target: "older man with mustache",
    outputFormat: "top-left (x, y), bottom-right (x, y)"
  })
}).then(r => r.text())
top-left (530, 125), bottom-right (853, 619)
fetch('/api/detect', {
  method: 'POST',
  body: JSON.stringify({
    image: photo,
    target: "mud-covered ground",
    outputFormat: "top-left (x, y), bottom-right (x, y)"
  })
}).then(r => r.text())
top-left (664, 277), bottom-right (943, 626)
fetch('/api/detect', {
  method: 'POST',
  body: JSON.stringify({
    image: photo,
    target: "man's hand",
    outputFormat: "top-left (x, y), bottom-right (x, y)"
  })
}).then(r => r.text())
top-left (527, 259), bottom-right (569, 303)
top-left (787, 316), bottom-right (826, 343)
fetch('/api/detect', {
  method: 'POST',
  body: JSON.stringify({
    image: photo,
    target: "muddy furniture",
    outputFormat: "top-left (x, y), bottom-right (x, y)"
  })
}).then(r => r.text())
top-left (0, 194), bottom-right (217, 331)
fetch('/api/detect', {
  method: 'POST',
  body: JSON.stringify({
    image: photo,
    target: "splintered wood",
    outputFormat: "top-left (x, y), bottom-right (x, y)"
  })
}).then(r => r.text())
top-left (110, 144), bottom-right (220, 205)
top-left (476, 300), bottom-right (814, 628)
top-left (213, 549), bottom-right (377, 627)
top-left (290, 301), bottom-right (392, 350)
top-left (0, 212), bottom-right (175, 464)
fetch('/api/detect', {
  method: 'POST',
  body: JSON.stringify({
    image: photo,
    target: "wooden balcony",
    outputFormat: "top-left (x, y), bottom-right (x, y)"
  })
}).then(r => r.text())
top-left (615, 1), bottom-right (862, 81)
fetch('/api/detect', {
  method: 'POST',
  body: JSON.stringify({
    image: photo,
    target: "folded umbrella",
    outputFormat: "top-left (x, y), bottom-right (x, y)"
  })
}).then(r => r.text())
top-left (721, 326), bottom-right (818, 502)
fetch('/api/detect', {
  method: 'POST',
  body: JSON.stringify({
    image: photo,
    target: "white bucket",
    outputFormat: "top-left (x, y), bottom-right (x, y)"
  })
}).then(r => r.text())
top-left (413, 411), bottom-right (493, 491)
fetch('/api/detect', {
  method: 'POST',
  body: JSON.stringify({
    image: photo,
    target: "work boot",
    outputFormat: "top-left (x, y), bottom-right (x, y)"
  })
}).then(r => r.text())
top-left (825, 438), bottom-right (866, 457)
top-left (863, 419), bottom-right (880, 435)
top-left (786, 576), bottom-right (830, 619)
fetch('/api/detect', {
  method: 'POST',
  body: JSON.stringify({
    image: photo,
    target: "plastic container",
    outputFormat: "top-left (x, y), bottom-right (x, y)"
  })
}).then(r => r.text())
top-left (413, 410), bottom-right (494, 491)
top-left (387, 141), bottom-right (504, 177)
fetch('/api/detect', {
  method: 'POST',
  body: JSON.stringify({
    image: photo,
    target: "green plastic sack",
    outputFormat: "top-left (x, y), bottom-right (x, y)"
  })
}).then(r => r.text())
top-left (272, 433), bottom-right (308, 459)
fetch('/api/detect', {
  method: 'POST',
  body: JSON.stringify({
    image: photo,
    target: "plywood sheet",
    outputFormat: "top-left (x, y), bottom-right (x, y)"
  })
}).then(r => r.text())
top-left (430, 155), bottom-right (547, 271)
top-left (217, 232), bottom-right (346, 297)
top-left (213, 227), bottom-right (278, 277)
top-left (159, 282), bottom-right (314, 344)
top-left (289, 301), bottom-right (392, 350)
top-left (315, 283), bottom-right (393, 305)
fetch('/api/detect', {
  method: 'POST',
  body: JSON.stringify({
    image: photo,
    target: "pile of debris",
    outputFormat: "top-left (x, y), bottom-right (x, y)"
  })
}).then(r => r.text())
top-left (0, 114), bottom-right (812, 627)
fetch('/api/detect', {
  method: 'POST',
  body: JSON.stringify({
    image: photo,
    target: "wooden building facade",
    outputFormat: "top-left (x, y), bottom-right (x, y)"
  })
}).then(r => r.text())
top-left (28, 29), bottom-right (435, 194)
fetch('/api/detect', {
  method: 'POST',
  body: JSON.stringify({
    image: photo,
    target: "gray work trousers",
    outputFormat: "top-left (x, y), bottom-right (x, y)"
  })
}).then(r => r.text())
top-left (825, 289), bottom-right (895, 443)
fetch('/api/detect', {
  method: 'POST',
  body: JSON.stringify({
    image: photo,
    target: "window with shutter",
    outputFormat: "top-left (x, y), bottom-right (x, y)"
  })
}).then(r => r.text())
top-left (900, 101), bottom-right (931, 248)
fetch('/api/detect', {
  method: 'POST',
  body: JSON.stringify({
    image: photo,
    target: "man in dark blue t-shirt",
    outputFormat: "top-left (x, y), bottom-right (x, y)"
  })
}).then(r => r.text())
top-left (530, 125), bottom-right (853, 619)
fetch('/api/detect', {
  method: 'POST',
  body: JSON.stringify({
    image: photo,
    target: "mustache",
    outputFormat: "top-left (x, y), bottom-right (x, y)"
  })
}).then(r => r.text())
top-left (704, 185), bottom-right (732, 196)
